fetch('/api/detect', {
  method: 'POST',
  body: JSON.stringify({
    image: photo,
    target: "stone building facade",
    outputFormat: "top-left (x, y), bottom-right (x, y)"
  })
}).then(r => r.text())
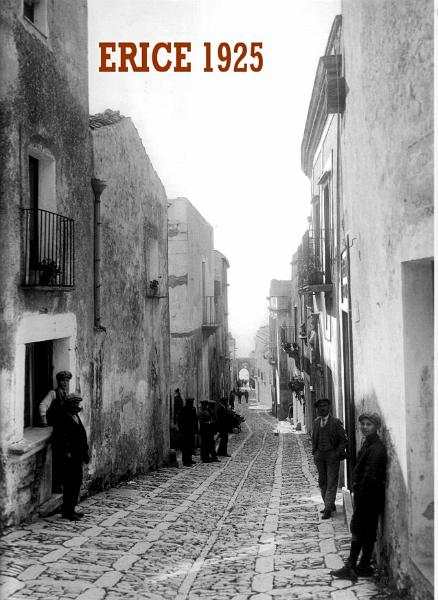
top-left (267, 280), bottom-right (291, 420)
top-left (0, 3), bottom-right (171, 529)
top-left (253, 325), bottom-right (272, 408)
top-left (90, 110), bottom-right (171, 488)
top-left (341, 1), bottom-right (433, 596)
top-left (168, 197), bottom-right (229, 410)
top-left (0, 0), bottom-right (93, 529)
top-left (294, 3), bottom-right (433, 597)
top-left (208, 251), bottom-right (231, 400)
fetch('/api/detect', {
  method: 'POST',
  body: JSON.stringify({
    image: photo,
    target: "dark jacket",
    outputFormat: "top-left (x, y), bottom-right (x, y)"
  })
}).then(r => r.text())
top-left (353, 433), bottom-right (387, 499)
top-left (57, 412), bottom-right (89, 463)
top-left (177, 405), bottom-right (198, 435)
top-left (312, 415), bottom-right (348, 457)
top-left (215, 402), bottom-right (230, 432)
top-left (46, 388), bottom-right (67, 427)
top-left (198, 407), bottom-right (214, 433)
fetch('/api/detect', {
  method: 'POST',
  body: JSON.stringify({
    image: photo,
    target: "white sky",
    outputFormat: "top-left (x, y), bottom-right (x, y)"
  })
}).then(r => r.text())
top-left (88, 0), bottom-right (341, 355)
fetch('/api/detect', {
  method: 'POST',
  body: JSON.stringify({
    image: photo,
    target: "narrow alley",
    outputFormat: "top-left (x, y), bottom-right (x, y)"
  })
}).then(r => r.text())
top-left (1, 406), bottom-right (395, 600)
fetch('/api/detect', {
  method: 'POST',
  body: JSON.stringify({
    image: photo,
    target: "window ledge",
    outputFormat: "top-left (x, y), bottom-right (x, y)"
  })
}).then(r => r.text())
top-left (9, 428), bottom-right (52, 458)
top-left (21, 286), bottom-right (75, 292)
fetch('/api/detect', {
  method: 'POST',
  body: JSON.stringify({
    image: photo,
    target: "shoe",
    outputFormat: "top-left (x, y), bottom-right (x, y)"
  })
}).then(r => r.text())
top-left (61, 513), bottom-right (81, 522)
top-left (217, 453), bottom-right (231, 457)
top-left (182, 462), bottom-right (193, 467)
top-left (73, 511), bottom-right (84, 519)
top-left (321, 510), bottom-right (332, 520)
top-left (201, 459), bottom-right (211, 463)
top-left (320, 506), bottom-right (336, 513)
top-left (355, 564), bottom-right (374, 577)
top-left (330, 566), bottom-right (358, 581)
top-left (211, 458), bottom-right (220, 462)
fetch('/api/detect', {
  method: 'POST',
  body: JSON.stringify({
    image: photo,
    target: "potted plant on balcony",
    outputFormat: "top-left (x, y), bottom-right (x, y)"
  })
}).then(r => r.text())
top-left (289, 376), bottom-right (305, 392)
top-left (298, 253), bottom-right (323, 287)
top-left (35, 259), bottom-right (62, 285)
top-left (148, 279), bottom-right (159, 295)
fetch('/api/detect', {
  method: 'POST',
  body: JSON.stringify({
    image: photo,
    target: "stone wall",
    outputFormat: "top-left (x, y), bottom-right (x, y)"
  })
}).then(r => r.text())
top-left (0, 0), bottom-right (93, 529)
top-left (90, 115), bottom-right (171, 486)
top-left (168, 197), bottom-right (215, 406)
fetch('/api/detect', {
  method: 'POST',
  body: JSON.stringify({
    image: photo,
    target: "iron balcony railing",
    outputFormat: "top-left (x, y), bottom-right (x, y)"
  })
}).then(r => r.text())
top-left (202, 295), bottom-right (218, 326)
top-left (23, 208), bottom-right (75, 287)
top-left (297, 228), bottom-right (332, 288)
top-left (280, 325), bottom-right (296, 344)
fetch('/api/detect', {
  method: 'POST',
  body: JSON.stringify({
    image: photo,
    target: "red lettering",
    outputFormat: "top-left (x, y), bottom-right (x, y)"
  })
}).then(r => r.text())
top-left (174, 42), bottom-right (191, 72)
top-left (99, 42), bottom-right (116, 72)
top-left (152, 42), bottom-right (172, 72)
top-left (119, 42), bottom-right (139, 72)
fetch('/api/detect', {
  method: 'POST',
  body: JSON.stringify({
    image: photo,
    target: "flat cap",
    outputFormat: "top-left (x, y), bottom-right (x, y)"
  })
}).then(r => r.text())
top-left (358, 412), bottom-right (382, 429)
top-left (314, 397), bottom-right (330, 407)
top-left (56, 370), bottom-right (72, 381)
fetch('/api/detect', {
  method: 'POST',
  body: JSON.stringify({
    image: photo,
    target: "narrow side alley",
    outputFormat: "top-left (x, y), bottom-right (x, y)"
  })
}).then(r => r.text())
top-left (1, 407), bottom-right (394, 600)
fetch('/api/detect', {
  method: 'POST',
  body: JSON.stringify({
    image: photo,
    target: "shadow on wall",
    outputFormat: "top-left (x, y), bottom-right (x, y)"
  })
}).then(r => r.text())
top-left (355, 392), bottom-right (434, 600)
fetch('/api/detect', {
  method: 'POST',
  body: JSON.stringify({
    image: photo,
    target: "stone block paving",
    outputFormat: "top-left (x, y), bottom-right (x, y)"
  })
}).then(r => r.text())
top-left (0, 406), bottom-right (398, 600)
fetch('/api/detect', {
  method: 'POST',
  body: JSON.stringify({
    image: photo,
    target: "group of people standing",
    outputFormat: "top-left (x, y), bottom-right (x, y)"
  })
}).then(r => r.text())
top-left (175, 394), bottom-right (241, 466)
top-left (228, 387), bottom-right (249, 409)
top-left (39, 371), bottom-right (89, 521)
top-left (39, 375), bottom-right (386, 580)
top-left (312, 397), bottom-right (387, 581)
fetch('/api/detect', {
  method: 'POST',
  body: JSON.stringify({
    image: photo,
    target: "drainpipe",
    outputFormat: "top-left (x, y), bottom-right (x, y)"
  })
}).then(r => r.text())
top-left (91, 178), bottom-right (107, 329)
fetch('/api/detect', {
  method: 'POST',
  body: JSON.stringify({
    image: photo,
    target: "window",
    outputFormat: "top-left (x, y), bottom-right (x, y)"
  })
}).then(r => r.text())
top-left (24, 340), bottom-right (53, 428)
top-left (322, 183), bottom-right (332, 284)
top-left (24, 152), bottom-right (74, 287)
top-left (23, 0), bottom-right (48, 36)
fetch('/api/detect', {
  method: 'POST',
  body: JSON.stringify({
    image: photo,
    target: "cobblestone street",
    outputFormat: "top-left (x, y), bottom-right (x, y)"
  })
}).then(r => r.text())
top-left (1, 406), bottom-right (395, 600)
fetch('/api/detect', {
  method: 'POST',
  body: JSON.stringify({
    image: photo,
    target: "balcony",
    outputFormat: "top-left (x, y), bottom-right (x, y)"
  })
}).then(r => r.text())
top-left (202, 295), bottom-right (218, 334)
top-left (23, 208), bottom-right (75, 288)
top-left (298, 229), bottom-right (332, 294)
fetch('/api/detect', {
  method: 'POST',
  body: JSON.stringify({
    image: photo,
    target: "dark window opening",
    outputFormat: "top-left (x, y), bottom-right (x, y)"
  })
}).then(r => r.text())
top-left (323, 184), bottom-right (332, 284)
top-left (28, 156), bottom-right (39, 264)
top-left (23, 0), bottom-right (35, 22)
top-left (24, 340), bottom-right (53, 428)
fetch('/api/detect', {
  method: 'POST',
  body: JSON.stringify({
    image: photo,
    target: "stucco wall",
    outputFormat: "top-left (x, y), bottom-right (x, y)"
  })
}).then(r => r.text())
top-left (341, 0), bottom-right (433, 595)
top-left (168, 197), bottom-right (215, 405)
top-left (0, 0), bottom-right (94, 529)
top-left (91, 117), bottom-right (170, 486)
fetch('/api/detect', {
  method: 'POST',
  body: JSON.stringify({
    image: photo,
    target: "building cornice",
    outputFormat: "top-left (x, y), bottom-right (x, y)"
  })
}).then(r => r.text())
top-left (301, 15), bottom-right (344, 178)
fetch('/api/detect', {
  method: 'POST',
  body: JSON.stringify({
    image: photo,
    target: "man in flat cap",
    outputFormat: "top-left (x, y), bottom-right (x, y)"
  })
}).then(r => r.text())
top-left (312, 397), bottom-right (348, 519)
top-left (57, 393), bottom-right (89, 521)
top-left (331, 412), bottom-right (387, 581)
top-left (39, 370), bottom-right (72, 492)
top-left (39, 370), bottom-right (72, 427)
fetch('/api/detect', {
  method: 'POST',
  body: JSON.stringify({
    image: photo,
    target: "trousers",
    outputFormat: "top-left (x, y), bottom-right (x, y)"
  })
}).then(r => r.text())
top-left (62, 458), bottom-right (83, 516)
top-left (313, 449), bottom-right (340, 510)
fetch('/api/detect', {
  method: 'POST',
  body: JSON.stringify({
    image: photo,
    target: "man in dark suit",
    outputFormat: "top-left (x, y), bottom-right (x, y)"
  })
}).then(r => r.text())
top-left (312, 397), bottom-right (348, 519)
top-left (57, 393), bottom-right (89, 521)
top-left (177, 398), bottom-right (198, 466)
top-left (215, 397), bottom-right (231, 457)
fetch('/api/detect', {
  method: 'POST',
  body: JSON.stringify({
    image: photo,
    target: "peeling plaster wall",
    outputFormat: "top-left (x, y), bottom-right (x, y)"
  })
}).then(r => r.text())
top-left (0, 1), bottom-right (93, 529)
top-left (208, 251), bottom-right (230, 400)
top-left (341, 0), bottom-right (433, 595)
top-left (168, 198), bottom-right (215, 405)
top-left (91, 117), bottom-right (170, 487)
